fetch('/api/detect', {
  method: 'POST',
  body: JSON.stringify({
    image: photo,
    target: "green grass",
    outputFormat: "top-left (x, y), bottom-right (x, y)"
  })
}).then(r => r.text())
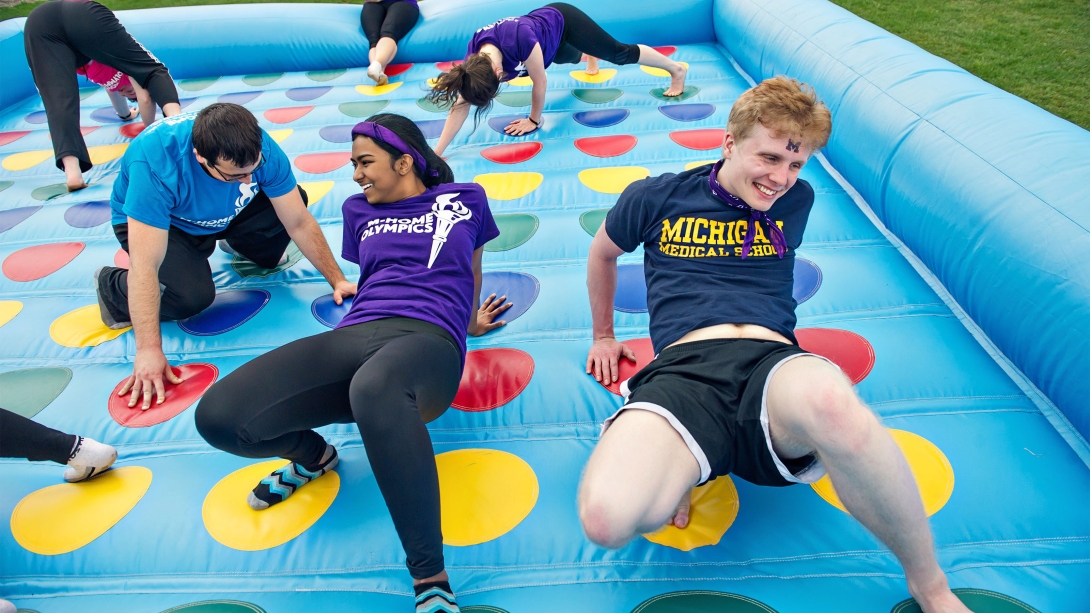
top-left (830, 0), bottom-right (1090, 129)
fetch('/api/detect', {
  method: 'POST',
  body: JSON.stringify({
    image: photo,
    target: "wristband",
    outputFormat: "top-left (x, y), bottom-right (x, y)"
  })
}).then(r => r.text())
top-left (527, 116), bottom-right (540, 126)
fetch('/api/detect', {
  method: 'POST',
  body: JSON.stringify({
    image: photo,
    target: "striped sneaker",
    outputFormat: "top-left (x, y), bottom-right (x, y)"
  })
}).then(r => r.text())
top-left (414, 581), bottom-right (459, 613)
top-left (248, 444), bottom-right (338, 510)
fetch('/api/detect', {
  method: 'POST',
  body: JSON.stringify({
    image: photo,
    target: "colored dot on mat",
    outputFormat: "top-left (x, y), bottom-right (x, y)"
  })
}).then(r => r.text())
top-left (25, 111), bottom-right (48, 124)
top-left (294, 152), bottom-right (350, 174)
top-left (658, 103), bottom-right (715, 121)
top-left (64, 200), bottom-right (111, 228)
top-left (298, 180), bottom-right (336, 205)
top-left (286, 86), bottom-right (332, 102)
top-left (481, 142), bottom-right (543, 164)
top-left (31, 183), bottom-right (69, 201)
top-left (159, 600), bottom-right (266, 613)
top-left (50, 304), bottom-right (130, 347)
top-left (487, 115), bottom-right (540, 136)
top-left (435, 60), bottom-right (463, 72)
top-left (178, 77), bottom-right (220, 91)
top-left (339, 100), bottom-right (390, 118)
top-left (436, 448), bottom-right (538, 546)
top-left (642, 62), bottom-right (688, 78)
top-left (0, 367), bottom-right (72, 419)
top-left (630, 591), bottom-right (777, 613)
top-left (311, 293), bottom-right (353, 328)
top-left (812, 429), bottom-right (954, 516)
top-left (119, 122), bottom-right (145, 138)
top-left (496, 91), bottom-right (532, 108)
top-left (670, 128), bottom-right (725, 150)
top-left (685, 159), bottom-right (717, 171)
top-left (507, 76), bottom-right (534, 87)
top-left (575, 134), bottom-right (638, 158)
top-left (177, 289), bottom-right (270, 336)
top-left (651, 85), bottom-right (701, 102)
top-left (319, 124), bottom-right (354, 143)
top-left (579, 208), bottom-right (609, 236)
top-left (231, 241), bottom-right (303, 278)
top-left (267, 129), bottom-right (293, 144)
top-left (652, 45), bottom-right (677, 56)
top-left (3, 242), bottom-right (85, 282)
top-left (0, 300), bottom-right (23, 328)
top-left (573, 108), bottom-right (630, 128)
top-left (479, 271), bottom-right (540, 324)
top-left (90, 107), bottom-right (131, 123)
top-left (569, 69), bottom-right (617, 83)
top-left (242, 73), bottom-right (284, 86)
top-left (0, 206), bottom-right (42, 233)
top-left (426, 77), bottom-right (439, 88)
top-left (485, 214), bottom-right (539, 251)
top-left (578, 166), bottom-right (650, 194)
top-left (306, 68), bottom-right (347, 82)
top-left (202, 459), bottom-right (339, 551)
top-left (385, 63), bottom-right (413, 77)
top-left (462, 607), bottom-right (511, 613)
top-left (598, 337), bottom-right (654, 396)
top-left (452, 348), bottom-right (535, 412)
top-left (114, 248), bottom-right (130, 268)
top-left (891, 588), bottom-right (1041, 613)
top-left (416, 119), bottom-right (445, 139)
top-left (0, 130), bottom-right (31, 146)
top-left (79, 86), bottom-right (100, 100)
top-left (87, 144), bottom-right (128, 164)
top-left (795, 327), bottom-right (875, 384)
top-left (355, 82), bottom-right (402, 96)
top-left (108, 363), bottom-right (218, 428)
top-left (642, 476), bottom-right (739, 551)
top-left (2, 149), bottom-right (53, 171)
top-left (218, 91), bottom-right (262, 105)
top-left (793, 258), bottom-right (822, 304)
top-left (416, 97), bottom-right (448, 113)
top-left (614, 263), bottom-right (648, 313)
top-left (78, 125), bottom-right (100, 136)
top-left (572, 88), bottom-right (624, 104)
top-left (0, 180), bottom-right (11, 193)
top-left (178, 97), bottom-right (199, 110)
top-left (474, 172), bottom-right (543, 200)
top-left (10, 466), bottom-right (152, 556)
top-left (264, 106), bottom-right (315, 124)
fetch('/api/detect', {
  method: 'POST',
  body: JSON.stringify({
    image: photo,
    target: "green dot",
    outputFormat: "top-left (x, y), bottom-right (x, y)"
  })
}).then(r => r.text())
top-left (651, 85), bottom-right (700, 102)
top-left (632, 591), bottom-right (777, 613)
top-left (231, 242), bottom-right (303, 278)
top-left (78, 87), bottom-right (99, 101)
top-left (416, 97), bottom-right (449, 113)
top-left (339, 100), bottom-right (391, 118)
top-left (572, 88), bottom-right (624, 104)
top-left (31, 183), bottom-right (69, 201)
top-left (496, 91), bottom-right (532, 108)
top-left (463, 607), bottom-right (511, 613)
top-left (580, 208), bottom-right (610, 236)
top-left (306, 69), bottom-right (347, 82)
top-left (17, 608), bottom-right (41, 613)
top-left (0, 368), bottom-right (73, 419)
top-left (242, 73), bottom-right (284, 86)
top-left (485, 214), bottom-right (539, 252)
top-left (0, 180), bottom-right (12, 193)
top-left (891, 589), bottom-right (1040, 613)
top-left (178, 77), bottom-right (220, 92)
top-left (160, 602), bottom-right (265, 613)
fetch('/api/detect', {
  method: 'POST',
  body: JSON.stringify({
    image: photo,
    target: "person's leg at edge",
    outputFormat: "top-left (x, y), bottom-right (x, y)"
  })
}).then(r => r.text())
top-left (368, 1), bottom-right (419, 86)
top-left (765, 356), bottom-right (970, 613)
top-left (578, 409), bottom-right (701, 548)
top-left (0, 409), bottom-right (117, 482)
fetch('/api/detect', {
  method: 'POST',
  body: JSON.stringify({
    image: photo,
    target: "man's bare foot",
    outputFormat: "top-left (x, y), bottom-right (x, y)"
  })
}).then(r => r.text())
top-left (585, 56), bottom-right (600, 75)
top-left (66, 177), bottom-right (88, 192)
top-left (667, 489), bottom-right (692, 529)
top-left (664, 62), bottom-right (688, 97)
top-left (909, 574), bottom-right (972, 613)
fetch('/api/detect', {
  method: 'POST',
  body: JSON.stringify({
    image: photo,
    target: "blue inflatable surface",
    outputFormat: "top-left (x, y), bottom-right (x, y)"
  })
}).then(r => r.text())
top-left (1, 1), bottom-right (1088, 612)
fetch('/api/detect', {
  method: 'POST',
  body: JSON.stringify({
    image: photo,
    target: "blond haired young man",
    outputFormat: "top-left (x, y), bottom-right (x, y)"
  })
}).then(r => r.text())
top-left (579, 77), bottom-right (970, 613)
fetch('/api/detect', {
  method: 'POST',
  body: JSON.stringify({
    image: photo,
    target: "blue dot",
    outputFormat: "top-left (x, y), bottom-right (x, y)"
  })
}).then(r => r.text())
top-left (90, 107), bottom-right (128, 123)
top-left (311, 294), bottom-right (354, 328)
top-left (793, 258), bottom-right (822, 304)
top-left (573, 109), bottom-right (630, 128)
top-left (658, 104), bottom-right (716, 122)
top-left (614, 264), bottom-right (647, 313)
top-left (25, 111), bottom-right (48, 124)
top-left (218, 91), bottom-right (263, 105)
top-left (319, 125), bottom-right (355, 143)
top-left (286, 86), bottom-right (332, 102)
top-left (487, 115), bottom-right (534, 136)
top-left (0, 206), bottom-right (42, 234)
top-left (178, 290), bottom-right (270, 336)
top-left (63, 201), bottom-right (112, 228)
top-left (480, 271), bottom-right (540, 326)
top-left (415, 119), bottom-right (446, 139)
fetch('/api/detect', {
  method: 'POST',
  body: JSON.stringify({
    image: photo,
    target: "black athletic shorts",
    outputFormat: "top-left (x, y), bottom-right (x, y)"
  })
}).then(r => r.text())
top-left (604, 338), bottom-right (831, 487)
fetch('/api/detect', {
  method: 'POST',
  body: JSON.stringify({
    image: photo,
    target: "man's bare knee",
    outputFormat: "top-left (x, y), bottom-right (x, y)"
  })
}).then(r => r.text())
top-left (803, 376), bottom-right (878, 456)
top-left (578, 483), bottom-right (636, 549)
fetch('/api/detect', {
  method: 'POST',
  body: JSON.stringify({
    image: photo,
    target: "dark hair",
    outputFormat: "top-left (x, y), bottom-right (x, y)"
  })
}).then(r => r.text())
top-left (192, 103), bottom-right (262, 167)
top-left (426, 53), bottom-right (500, 128)
top-left (356, 113), bottom-right (454, 187)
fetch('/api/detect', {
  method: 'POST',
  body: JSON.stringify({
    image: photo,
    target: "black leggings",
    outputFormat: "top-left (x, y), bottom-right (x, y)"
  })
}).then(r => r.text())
top-left (195, 317), bottom-right (463, 579)
top-left (361, 1), bottom-right (420, 48)
top-left (547, 3), bottom-right (641, 66)
top-left (0, 409), bottom-right (77, 464)
top-left (24, 0), bottom-right (179, 172)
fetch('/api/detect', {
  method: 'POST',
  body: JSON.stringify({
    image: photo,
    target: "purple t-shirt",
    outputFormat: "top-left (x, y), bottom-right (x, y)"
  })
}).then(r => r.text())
top-left (338, 183), bottom-right (499, 361)
top-left (466, 7), bottom-right (565, 80)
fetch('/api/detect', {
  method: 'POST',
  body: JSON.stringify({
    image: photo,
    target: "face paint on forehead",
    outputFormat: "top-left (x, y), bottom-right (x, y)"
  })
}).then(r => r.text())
top-left (786, 139), bottom-right (801, 153)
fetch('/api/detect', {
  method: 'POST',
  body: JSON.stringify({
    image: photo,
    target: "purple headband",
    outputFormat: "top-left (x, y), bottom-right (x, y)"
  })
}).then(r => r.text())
top-left (707, 159), bottom-right (787, 259)
top-left (351, 121), bottom-right (440, 178)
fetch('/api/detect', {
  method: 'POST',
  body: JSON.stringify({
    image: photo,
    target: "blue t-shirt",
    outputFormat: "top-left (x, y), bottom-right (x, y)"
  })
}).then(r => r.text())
top-left (466, 7), bottom-right (565, 80)
top-left (605, 164), bottom-right (815, 352)
top-left (110, 112), bottom-right (297, 235)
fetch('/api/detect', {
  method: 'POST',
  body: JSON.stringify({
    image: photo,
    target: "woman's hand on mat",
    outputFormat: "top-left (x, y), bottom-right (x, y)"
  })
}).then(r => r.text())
top-left (332, 279), bottom-right (358, 305)
top-left (586, 338), bottom-right (637, 383)
top-left (504, 118), bottom-right (539, 136)
top-left (668, 489), bottom-right (693, 529)
top-left (470, 293), bottom-right (513, 336)
top-left (120, 349), bottom-right (184, 410)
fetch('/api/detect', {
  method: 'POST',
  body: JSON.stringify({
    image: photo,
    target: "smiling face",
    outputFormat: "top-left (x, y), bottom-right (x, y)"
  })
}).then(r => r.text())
top-left (350, 136), bottom-right (425, 204)
top-left (716, 125), bottom-right (812, 212)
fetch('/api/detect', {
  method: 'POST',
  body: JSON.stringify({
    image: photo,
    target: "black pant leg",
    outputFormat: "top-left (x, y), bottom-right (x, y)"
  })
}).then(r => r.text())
top-left (547, 2), bottom-right (640, 65)
top-left (361, 2), bottom-right (389, 49)
top-left (380, 2), bottom-right (420, 43)
top-left (220, 186), bottom-right (306, 269)
top-left (0, 409), bottom-right (77, 464)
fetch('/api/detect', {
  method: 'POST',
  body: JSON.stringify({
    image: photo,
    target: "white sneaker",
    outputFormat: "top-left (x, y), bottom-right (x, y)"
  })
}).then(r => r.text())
top-left (63, 437), bottom-right (118, 483)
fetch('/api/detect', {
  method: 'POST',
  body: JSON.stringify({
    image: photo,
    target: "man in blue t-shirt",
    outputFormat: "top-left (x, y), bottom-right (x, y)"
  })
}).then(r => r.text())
top-left (95, 103), bottom-right (357, 410)
top-left (578, 78), bottom-right (970, 613)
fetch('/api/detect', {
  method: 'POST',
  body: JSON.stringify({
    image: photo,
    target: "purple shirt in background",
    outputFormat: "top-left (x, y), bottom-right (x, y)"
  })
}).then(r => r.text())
top-left (338, 183), bottom-right (500, 363)
top-left (466, 7), bottom-right (565, 80)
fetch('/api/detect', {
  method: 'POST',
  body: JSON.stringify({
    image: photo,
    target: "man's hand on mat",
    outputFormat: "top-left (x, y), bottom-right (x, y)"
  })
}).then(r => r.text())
top-left (332, 279), bottom-right (358, 305)
top-left (586, 338), bottom-right (637, 383)
top-left (470, 293), bottom-right (514, 336)
top-left (504, 118), bottom-right (538, 136)
top-left (120, 349), bottom-right (184, 410)
top-left (668, 489), bottom-right (693, 529)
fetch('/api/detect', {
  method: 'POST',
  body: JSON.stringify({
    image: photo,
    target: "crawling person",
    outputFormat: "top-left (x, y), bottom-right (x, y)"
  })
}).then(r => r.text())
top-left (577, 77), bottom-right (972, 613)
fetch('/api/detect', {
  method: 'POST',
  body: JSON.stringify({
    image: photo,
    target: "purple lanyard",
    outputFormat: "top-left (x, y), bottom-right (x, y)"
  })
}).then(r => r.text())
top-left (707, 160), bottom-right (787, 259)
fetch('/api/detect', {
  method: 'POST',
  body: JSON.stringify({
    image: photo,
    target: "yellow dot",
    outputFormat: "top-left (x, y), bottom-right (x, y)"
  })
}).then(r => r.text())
top-left (570, 69), bottom-right (617, 83)
top-left (436, 449), bottom-right (538, 546)
top-left (578, 166), bottom-right (650, 194)
top-left (202, 459), bottom-right (339, 551)
top-left (507, 76), bottom-right (534, 87)
top-left (685, 159), bottom-right (718, 171)
top-left (427, 77), bottom-right (439, 88)
top-left (268, 129), bottom-right (293, 144)
top-left (2, 150), bottom-right (53, 171)
top-left (50, 304), bottom-right (130, 348)
top-left (11, 466), bottom-right (152, 555)
top-left (0, 300), bottom-right (23, 328)
top-left (298, 180), bottom-right (335, 205)
top-left (474, 172), bottom-right (544, 200)
top-left (642, 476), bottom-right (739, 551)
top-left (356, 82), bottom-right (403, 96)
top-left (812, 429), bottom-right (954, 516)
top-left (641, 62), bottom-right (688, 78)
top-left (88, 143), bottom-right (129, 164)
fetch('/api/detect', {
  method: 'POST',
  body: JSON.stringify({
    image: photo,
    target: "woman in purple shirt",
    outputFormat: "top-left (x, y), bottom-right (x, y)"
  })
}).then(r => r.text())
top-left (361, 0), bottom-right (421, 86)
top-left (430, 2), bottom-right (687, 155)
top-left (196, 114), bottom-right (510, 613)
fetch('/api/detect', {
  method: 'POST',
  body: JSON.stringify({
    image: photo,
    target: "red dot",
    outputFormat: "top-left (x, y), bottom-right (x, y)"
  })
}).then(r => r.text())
top-left (293, 152), bottom-right (350, 174)
top-left (108, 363), bottom-right (219, 428)
top-left (114, 248), bottom-right (130, 269)
top-left (119, 123), bottom-right (145, 138)
top-left (481, 142), bottom-right (543, 164)
top-left (0, 131), bottom-right (31, 147)
top-left (599, 338), bottom-right (655, 396)
top-left (575, 134), bottom-right (638, 158)
top-left (385, 63), bottom-right (413, 77)
top-left (653, 46), bottom-right (677, 56)
top-left (452, 348), bottom-right (534, 412)
top-left (435, 60), bottom-right (463, 72)
top-left (669, 129), bottom-right (725, 150)
top-left (263, 106), bottom-right (315, 124)
top-left (80, 126), bottom-right (99, 136)
top-left (2, 242), bottom-right (85, 282)
top-left (796, 328), bottom-right (875, 384)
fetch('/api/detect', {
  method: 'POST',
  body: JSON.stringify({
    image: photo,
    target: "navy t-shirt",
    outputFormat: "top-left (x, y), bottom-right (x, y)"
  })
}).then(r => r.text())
top-left (605, 164), bottom-right (814, 353)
